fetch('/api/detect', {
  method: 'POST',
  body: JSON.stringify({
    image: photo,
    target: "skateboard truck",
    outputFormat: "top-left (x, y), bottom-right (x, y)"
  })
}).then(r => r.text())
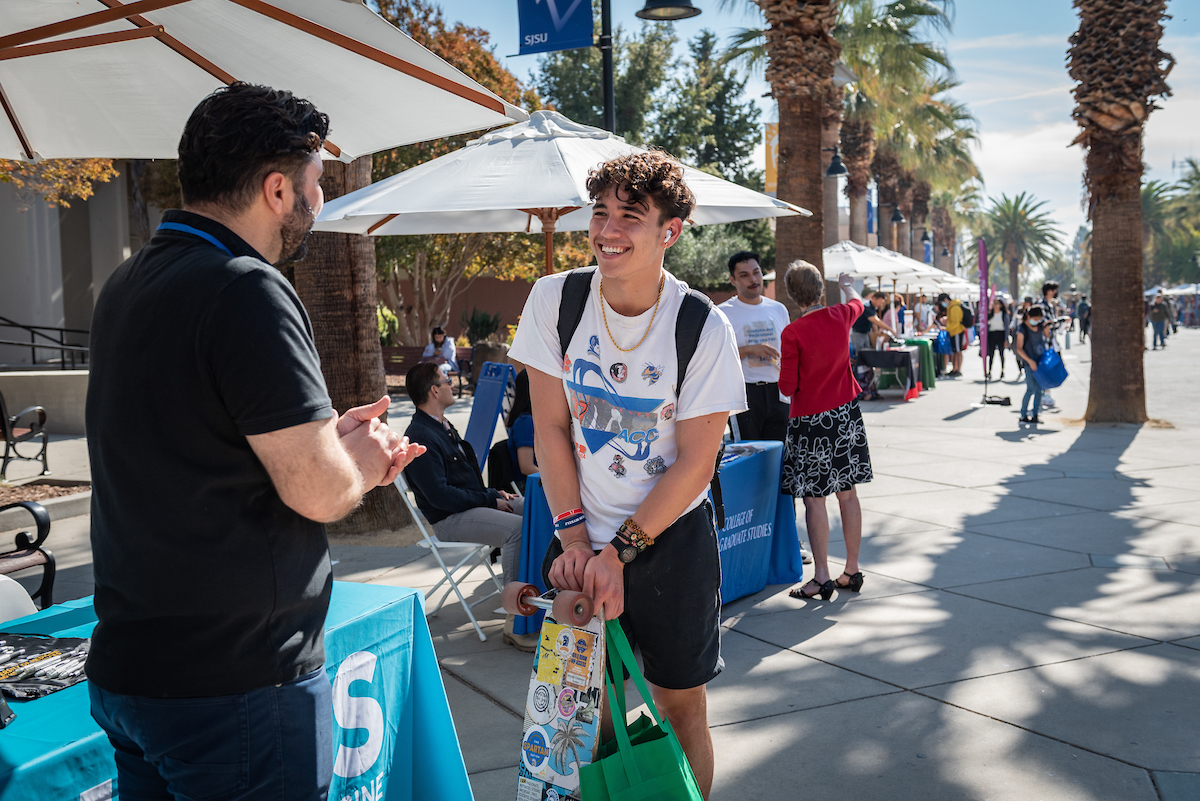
top-left (502, 583), bottom-right (594, 627)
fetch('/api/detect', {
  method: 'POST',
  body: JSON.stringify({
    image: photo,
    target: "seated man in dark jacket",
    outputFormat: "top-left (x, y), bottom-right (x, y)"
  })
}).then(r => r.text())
top-left (402, 363), bottom-right (535, 650)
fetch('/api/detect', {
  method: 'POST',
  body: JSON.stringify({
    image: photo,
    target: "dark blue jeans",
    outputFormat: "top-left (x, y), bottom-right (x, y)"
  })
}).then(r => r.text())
top-left (89, 668), bottom-right (332, 801)
top-left (1021, 368), bottom-right (1044, 418)
top-left (1151, 320), bottom-right (1166, 347)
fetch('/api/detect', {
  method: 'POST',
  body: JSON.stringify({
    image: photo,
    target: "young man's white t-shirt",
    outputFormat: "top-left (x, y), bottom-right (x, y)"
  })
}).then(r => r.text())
top-left (716, 295), bottom-right (791, 385)
top-left (510, 268), bottom-right (747, 550)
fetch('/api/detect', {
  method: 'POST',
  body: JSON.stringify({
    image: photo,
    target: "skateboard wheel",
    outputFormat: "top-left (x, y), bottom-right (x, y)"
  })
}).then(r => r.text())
top-left (552, 591), bottom-right (593, 627)
top-left (501, 582), bottom-right (540, 616)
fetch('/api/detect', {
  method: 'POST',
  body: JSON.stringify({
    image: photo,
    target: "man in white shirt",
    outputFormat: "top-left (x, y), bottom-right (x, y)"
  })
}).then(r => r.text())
top-left (718, 252), bottom-right (792, 441)
top-left (510, 151), bottom-right (746, 799)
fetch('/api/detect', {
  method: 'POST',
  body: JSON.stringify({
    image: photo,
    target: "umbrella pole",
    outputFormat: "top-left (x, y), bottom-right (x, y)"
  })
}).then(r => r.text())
top-left (521, 206), bottom-right (580, 276)
top-left (544, 227), bottom-right (554, 276)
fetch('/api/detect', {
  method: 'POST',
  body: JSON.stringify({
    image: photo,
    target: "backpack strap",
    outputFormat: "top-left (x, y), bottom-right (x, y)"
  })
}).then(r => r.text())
top-left (674, 289), bottom-right (713, 395)
top-left (673, 289), bottom-right (728, 529)
top-left (557, 267), bottom-right (596, 358)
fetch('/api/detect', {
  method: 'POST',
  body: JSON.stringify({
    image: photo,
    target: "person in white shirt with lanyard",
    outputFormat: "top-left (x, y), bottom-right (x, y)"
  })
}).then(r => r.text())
top-left (718, 251), bottom-right (792, 441)
top-left (510, 151), bottom-right (745, 799)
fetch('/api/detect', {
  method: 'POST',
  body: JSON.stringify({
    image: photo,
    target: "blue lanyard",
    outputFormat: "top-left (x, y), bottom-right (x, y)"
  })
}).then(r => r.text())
top-left (156, 222), bottom-right (234, 258)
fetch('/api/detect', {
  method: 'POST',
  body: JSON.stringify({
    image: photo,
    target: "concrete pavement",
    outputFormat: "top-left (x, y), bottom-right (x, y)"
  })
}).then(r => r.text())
top-left (3, 328), bottom-right (1199, 800)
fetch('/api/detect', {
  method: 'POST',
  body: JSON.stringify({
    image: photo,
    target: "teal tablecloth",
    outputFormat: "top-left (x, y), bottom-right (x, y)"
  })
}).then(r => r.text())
top-left (877, 339), bottom-right (936, 391)
top-left (0, 582), bottom-right (470, 801)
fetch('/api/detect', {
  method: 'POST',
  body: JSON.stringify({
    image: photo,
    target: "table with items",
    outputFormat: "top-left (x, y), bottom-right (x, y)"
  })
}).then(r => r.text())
top-left (0, 582), bottom-right (470, 801)
top-left (858, 346), bottom-right (921, 400)
top-left (513, 441), bottom-right (805, 636)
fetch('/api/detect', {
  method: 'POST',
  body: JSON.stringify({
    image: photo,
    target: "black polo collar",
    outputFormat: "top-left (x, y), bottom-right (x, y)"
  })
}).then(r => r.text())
top-left (156, 209), bottom-right (266, 262)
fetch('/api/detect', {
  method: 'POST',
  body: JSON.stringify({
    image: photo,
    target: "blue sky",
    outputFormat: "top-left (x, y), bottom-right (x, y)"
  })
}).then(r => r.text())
top-left (440, 0), bottom-right (1197, 241)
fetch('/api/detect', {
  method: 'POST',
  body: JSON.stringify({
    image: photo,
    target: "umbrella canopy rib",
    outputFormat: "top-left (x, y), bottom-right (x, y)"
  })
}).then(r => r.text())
top-left (0, 80), bottom-right (32, 159)
top-left (95, 0), bottom-right (238, 84)
top-left (229, 0), bottom-right (504, 115)
top-left (0, 0), bottom-right (189, 50)
top-left (0, 27), bottom-right (164, 61)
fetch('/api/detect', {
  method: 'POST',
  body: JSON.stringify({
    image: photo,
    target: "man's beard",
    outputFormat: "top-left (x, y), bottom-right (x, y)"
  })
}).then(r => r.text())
top-left (277, 192), bottom-right (316, 264)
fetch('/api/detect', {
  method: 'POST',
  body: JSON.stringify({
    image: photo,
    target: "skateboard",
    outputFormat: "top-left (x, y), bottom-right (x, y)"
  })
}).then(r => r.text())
top-left (503, 582), bottom-right (605, 801)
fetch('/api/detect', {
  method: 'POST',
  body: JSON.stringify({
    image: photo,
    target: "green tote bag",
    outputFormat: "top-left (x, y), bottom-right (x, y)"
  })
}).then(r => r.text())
top-left (579, 620), bottom-right (704, 801)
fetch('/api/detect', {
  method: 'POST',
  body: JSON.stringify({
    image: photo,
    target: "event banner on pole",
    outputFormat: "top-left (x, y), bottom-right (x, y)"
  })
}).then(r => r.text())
top-left (516, 0), bottom-right (594, 56)
top-left (978, 238), bottom-right (989, 360)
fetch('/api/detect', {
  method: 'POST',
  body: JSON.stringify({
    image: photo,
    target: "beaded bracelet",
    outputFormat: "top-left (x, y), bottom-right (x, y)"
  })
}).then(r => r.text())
top-left (553, 513), bottom-right (586, 531)
top-left (619, 518), bottom-right (652, 551)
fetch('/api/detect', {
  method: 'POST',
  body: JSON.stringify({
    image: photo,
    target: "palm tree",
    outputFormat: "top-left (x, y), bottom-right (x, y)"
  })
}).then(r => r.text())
top-left (1141, 180), bottom-right (1173, 286)
top-left (294, 157), bottom-right (412, 534)
top-left (1068, 0), bottom-right (1173, 423)
top-left (979, 193), bottom-right (1064, 298)
top-left (549, 714), bottom-right (587, 775)
top-left (929, 180), bottom-right (982, 274)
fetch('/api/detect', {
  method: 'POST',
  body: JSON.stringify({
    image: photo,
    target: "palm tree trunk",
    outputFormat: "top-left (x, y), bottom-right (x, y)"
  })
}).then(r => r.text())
top-left (294, 155), bottom-right (413, 535)
top-left (1085, 143), bottom-right (1147, 422)
top-left (1007, 257), bottom-right (1020, 300)
top-left (775, 93), bottom-right (825, 317)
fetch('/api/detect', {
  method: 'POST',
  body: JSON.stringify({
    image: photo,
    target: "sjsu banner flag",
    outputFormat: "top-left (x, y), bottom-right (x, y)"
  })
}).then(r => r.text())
top-left (517, 0), bottom-right (594, 56)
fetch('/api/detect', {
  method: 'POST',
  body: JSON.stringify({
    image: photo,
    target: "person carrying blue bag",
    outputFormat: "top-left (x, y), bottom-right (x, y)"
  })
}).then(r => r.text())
top-left (1015, 306), bottom-right (1052, 424)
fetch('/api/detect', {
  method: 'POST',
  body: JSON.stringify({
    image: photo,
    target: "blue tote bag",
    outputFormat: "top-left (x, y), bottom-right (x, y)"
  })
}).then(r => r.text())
top-left (1033, 349), bottom-right (1068, 389)
top-left (933, 330), bottom-right (953, 355)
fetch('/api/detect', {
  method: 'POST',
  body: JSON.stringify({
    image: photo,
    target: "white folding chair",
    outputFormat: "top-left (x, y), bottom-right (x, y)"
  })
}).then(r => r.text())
top-left (393, 475), bottom-right (503, 642)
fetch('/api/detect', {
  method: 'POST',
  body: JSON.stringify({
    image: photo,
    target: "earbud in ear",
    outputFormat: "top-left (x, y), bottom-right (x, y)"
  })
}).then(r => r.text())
top-left (664, 232), bottom-right (671, 243)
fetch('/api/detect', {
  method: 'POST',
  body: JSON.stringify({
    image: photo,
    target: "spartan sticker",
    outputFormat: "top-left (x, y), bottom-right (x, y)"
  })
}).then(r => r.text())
top-left (609, 363), bottom-right (627, 382)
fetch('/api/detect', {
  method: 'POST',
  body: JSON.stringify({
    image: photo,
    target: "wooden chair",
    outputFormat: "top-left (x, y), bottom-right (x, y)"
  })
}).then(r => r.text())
top-left (0, 502), bottom-right (55, 609)
top-left (1, 390), bottom-right (49, 482)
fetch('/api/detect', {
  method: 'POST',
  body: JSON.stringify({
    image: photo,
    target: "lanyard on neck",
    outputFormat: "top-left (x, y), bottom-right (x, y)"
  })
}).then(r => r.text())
top-left (157, 222), bottom-right (234, 258)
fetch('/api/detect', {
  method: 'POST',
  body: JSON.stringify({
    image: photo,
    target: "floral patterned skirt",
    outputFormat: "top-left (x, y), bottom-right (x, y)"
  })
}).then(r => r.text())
top-left (782, 399), bottom-right (873, 498)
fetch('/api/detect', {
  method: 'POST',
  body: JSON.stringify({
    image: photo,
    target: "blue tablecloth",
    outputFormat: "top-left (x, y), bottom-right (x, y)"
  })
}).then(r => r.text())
top-left (0, 582), bottom-right (470, 801)
top-left (514, 441), bottom-right (804, 636)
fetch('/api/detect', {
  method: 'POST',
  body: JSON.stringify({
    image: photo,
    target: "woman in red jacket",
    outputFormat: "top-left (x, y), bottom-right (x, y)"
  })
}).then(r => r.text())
top-left (778, 264), bottom-right (873, 601)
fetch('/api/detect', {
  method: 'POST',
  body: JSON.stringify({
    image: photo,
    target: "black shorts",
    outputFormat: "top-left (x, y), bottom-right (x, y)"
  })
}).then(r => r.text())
top-left (735, 382), bottom-right (790, 441)
top-left (542, 502), bottom-right (723, 690)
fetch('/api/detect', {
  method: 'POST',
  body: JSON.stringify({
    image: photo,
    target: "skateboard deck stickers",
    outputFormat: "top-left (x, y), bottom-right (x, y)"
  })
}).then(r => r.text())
top-left (517, 614), bottom-right (605, 801)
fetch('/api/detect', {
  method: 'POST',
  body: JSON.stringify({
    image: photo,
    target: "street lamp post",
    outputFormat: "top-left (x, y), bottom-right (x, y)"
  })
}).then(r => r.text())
top-left (598, 1), bottom-right (701, 133)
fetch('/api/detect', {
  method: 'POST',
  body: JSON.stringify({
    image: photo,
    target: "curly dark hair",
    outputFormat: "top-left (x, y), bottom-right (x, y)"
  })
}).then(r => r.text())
top-left (177, 83), bottom-right (329, 211)
top-left (585, 150), bottom-right (695, 224)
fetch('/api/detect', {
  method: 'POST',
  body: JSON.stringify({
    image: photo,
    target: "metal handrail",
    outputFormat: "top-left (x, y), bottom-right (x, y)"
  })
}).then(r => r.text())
top-left (0, 317), bottom-right (89, 370)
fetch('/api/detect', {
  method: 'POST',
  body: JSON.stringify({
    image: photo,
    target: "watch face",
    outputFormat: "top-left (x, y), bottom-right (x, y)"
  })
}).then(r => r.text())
top-left (619, 545), bottom-right (639, 564)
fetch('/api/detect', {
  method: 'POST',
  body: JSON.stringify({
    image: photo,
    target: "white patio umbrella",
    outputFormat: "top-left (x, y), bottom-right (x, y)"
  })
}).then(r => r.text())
top-left (0, 0), bottom-right (527, 161)
top-left (1164, 284), bottom-right (1197, 296)
top-left (822, 240), bottom-right (925, 283)
top-left (314, 110), bottom-right (809, 274)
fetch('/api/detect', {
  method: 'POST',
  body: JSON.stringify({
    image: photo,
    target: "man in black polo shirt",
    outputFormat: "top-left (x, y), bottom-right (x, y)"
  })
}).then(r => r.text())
top-left (85, 84), bottom-right (422, 800)
top-left (850, 291), bottom-right (894, 354)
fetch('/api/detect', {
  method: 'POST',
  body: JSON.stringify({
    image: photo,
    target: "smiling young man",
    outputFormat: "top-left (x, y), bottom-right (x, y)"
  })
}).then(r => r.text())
top-left (509, 151), bottom-right (745, 798)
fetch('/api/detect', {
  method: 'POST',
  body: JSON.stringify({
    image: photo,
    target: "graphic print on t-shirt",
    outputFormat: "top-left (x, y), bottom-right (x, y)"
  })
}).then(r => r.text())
top-left (741, 319), bottom-right (780, 366)
top-left (566, 349), bottom-right (665, 463)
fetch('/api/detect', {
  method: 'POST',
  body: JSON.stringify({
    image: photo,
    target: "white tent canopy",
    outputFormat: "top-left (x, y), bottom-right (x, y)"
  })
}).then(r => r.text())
top-left (314, 110), bottom-right (808, 236)
top-left (1164, 284), bottom-right (1197, 296)
top-left (0, 0), bottom-right (527, 160)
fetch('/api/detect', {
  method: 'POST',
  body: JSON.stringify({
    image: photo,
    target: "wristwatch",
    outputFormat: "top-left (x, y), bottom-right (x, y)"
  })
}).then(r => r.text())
top-left (610, 529), bottom-right (639, 564)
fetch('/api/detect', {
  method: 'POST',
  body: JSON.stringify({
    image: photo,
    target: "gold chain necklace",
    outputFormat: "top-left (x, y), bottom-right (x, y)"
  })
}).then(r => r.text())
top-left (599, 275), bottom-right (665, 353)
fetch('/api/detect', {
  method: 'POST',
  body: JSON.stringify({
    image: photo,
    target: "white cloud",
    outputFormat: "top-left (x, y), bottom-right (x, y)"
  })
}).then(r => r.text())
top-left (952, 33), bottom-right (1068, 51)
top-left (972, 123), bottom-right (1088, 238)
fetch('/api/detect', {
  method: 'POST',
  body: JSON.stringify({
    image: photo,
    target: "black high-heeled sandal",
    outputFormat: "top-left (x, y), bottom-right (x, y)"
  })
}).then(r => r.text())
top-left (833, 571), bottom-right (865, 592)
top-left (789, 579), bottom-right (834, 601)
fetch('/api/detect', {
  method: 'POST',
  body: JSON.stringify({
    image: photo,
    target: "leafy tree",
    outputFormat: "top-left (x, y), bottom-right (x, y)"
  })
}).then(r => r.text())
top-left (654, 30), bottom-right (762, 185)
top-left (368, 0), bottom-right (581, 345)
top-left (535, 1), bottom-right (676, 144)
top-left (0, 159), bottom-right (118, 210)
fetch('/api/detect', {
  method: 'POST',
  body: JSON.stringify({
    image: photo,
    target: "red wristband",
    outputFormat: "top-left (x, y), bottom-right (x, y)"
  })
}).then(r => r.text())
top-left (553, 508), bottom-right (584, 524)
